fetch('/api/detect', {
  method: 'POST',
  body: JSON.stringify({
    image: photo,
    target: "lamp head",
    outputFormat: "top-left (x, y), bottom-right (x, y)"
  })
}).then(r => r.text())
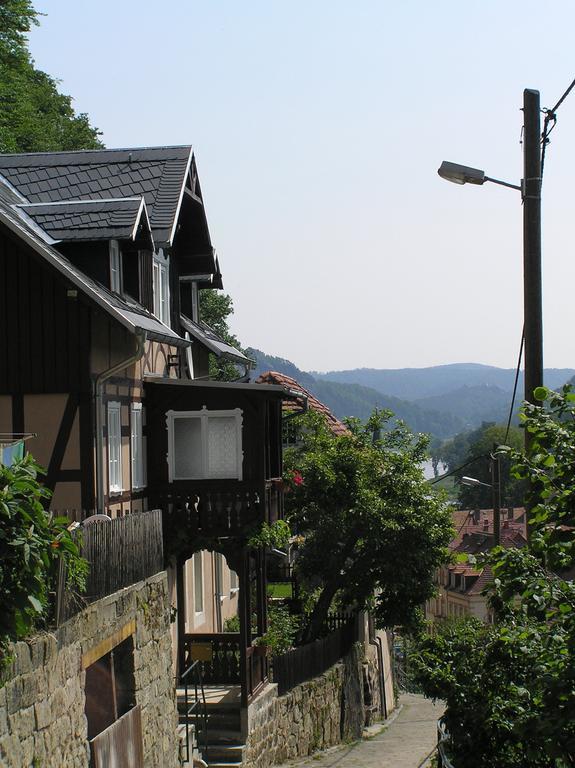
top-left (438, 161), bottom-right (485, 186)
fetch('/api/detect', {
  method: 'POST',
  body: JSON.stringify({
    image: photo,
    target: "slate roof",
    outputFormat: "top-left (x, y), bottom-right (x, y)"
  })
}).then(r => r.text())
top-left (180, 314), bottom-right (253, 366)
top-left (0, 146), bottom-right (192, 246)
top-left (255, 371), bottom-right (349, 436)
top-left (17, 198), bottom-right (153, 245)
top-left (0, 195), bottom-right (188, 348)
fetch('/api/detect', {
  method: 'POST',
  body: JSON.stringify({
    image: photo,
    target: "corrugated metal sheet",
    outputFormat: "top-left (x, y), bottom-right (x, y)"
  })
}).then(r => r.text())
top-left (91, 705), bottom-right (144, 768)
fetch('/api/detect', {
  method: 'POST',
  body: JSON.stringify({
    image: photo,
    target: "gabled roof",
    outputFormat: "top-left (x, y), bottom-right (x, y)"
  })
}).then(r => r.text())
top-left (0, 146), bottom-right (193, 246)
top-left (255, 371), bottom-right (349, 436)
top-left (180, 314), bottom-right (253, 366)
top-left (0, 195), bottom-right (189, 348)
top-left (16, 198), bottom-right (153, 246)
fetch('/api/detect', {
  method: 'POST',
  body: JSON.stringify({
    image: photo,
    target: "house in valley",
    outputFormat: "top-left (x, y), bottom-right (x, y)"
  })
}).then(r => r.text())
top-left (426, 507), bottom-right (527, 624)
top-left (0, 146), bottom-right (296, 764)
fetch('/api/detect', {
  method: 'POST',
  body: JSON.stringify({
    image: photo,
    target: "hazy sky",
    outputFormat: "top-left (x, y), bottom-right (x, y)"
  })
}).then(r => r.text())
top-left (27, 1), bottom-right (575, 372)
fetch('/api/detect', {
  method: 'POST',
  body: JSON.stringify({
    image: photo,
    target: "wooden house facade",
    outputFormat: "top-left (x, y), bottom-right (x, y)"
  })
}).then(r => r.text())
top-left (0, 146), bottom-right (292, 710)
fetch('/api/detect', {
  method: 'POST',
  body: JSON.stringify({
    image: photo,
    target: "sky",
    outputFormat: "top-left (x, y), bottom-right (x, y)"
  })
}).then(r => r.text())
top-left (27, 1), bottom-right (575, 372)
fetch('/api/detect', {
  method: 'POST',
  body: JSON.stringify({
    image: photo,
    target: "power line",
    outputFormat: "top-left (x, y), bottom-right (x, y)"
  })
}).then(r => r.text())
top-left (541, 75), bottom-right (575, 178)
top-left (504, 328), bottom-right (524, 444)
top-left (429, 452), bottom-right (490, 486)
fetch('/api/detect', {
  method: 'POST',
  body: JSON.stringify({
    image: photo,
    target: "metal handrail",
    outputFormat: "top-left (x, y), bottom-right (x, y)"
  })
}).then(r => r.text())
top-left (437, 716), bottom-right (455, 768)
top-left (180, 659), bottom-right (208, 765)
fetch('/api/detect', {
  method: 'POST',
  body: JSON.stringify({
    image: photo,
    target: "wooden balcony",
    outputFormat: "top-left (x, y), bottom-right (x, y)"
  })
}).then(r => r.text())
top-left (150, 478), bottom-right (282, 540)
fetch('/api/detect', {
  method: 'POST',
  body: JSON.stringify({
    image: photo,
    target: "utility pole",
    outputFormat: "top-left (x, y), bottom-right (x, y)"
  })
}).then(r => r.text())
top-left (491, 450), bottom-right (501, 546)
top-left (522, 88), bottom-right (543, 413)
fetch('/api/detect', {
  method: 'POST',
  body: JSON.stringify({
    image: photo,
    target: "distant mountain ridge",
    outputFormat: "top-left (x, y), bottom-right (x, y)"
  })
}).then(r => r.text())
top-left (312, 363), bottom-right (575, 401)
top-left (250, 350), bottom-right (575, 439)
top-left (248, 349), bottom-right (463, 439)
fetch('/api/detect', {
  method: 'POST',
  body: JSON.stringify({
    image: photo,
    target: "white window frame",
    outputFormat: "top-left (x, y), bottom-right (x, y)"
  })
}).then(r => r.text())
top-left (193, 552), bottom-right (205, 626)
top-left (107, 401), bottom-right (123, 494)
top-left (130, 402), bottom-right (145, 490)
top-left (109, 240), bottom-right (122, 294)
top-left (166, 407), bottom-right (243, 482)
top-left (153, 249), bottom-right (170, 325)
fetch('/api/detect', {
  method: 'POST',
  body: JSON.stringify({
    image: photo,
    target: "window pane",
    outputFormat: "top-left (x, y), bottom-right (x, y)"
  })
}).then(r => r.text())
top-left (131, 407), bottom-right (144, 489)
top-left (108, 404), bottom-right (122, 491)
top-left (194, 553), bottom-right (203, 613)
top-left (173, 417), bottom-right (202, 478)
top-left (207, 417), bottom-right (238, 478)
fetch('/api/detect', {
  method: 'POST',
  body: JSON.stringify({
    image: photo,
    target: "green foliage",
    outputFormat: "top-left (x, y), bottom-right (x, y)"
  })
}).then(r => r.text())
top-left (0, 456), bottom-right (87, 650)
top-left (412, 388), bottom-right (575, 767)
top-left (223, 614), bottom-right (240, 633)
top-left (0, 0), bottom-right (103, 153)
top-left (435, 422), bottom-right (525, 509)
top-left (199, 289), bottom-right (249, 381)
top-left (284, 409), bottom-right (453, 641)
top-left (247, 520), bottom-right (290, 550)
top-left (256, 604), bottom-right (300, 656)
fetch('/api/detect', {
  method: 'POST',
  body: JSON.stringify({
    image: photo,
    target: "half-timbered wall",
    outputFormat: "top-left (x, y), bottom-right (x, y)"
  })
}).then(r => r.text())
top-left (0, 225), bottom-right (94, 510)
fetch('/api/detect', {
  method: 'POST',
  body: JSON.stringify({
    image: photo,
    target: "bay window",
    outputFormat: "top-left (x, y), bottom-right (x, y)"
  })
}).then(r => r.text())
top-left (166, 407), bottom-right (243, 482)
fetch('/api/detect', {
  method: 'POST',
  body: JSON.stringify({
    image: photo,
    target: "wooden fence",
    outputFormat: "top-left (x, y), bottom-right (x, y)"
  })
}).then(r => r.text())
top-left (57, 509), bottom-right (164, 623)
top-left (272, 616), bottom-right (358, 695)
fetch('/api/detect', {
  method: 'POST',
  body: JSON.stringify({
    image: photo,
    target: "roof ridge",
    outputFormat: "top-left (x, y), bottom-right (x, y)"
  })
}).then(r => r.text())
top-left (0, 144), bottom-right (192, 158)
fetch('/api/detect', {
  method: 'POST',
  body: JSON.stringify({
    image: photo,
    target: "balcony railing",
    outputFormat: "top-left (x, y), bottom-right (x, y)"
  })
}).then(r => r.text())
top-left (152, 478), bottom-right (282, 537)
top-left (182, 633), bottom-right (268, 704)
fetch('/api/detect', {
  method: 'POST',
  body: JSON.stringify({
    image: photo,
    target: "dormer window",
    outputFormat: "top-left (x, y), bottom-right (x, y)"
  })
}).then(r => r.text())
top-left (109, 240), bottom-right (122, 293)
top-left (153, 249), bottom-right (170, 325)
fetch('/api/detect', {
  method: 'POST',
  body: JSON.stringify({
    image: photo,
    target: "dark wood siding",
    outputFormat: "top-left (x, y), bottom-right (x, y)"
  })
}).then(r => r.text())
top-left (144, 383), bottom-right (284, 488)
top-left (0, 225), bottom-right (91, 395)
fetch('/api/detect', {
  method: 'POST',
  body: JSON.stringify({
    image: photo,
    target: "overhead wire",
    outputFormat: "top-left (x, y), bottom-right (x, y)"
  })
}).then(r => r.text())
top-left (541, 75), bottom-right (575, 178)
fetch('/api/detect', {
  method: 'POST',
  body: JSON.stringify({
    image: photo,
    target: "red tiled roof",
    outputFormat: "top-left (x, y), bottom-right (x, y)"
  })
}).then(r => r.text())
top-left (255, 371), bottom-right (350, 436)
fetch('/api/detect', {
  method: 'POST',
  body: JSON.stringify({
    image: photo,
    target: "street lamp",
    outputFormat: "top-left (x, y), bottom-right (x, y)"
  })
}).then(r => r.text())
top-left (438, 89), bottom-right (543, 418)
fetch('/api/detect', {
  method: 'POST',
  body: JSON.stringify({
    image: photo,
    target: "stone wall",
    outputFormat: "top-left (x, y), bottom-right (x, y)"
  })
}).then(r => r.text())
top-left (243, 642), bottom-right (365, 768)
top-left (0, 571), bottom-right (179, 768)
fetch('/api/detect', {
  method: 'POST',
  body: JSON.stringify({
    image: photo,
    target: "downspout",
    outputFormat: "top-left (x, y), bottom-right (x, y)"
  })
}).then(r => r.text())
top-left (367, 614), bottom-right (387, 719)
top-left (94, 329), bottom-right (147, 514)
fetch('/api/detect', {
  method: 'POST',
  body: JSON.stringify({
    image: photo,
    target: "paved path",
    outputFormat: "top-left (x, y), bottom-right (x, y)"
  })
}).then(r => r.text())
top-left (275, 694), bottom-right (444, 768)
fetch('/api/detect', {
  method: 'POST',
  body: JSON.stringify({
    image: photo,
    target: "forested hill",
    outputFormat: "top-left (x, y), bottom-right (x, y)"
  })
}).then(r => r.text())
top-left (313, 363), bottom-right (575, 401)
top-left (248, 349), bottom-right (463, 439)
top-left (250, 351), bottom-right (575, 439)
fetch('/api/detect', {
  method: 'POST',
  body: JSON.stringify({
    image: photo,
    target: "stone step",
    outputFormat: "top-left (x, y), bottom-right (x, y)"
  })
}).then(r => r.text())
top-left (204, 742), bottom-right (245, 760)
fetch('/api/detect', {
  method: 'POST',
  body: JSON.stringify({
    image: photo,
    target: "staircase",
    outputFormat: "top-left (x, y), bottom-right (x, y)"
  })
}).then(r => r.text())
top-left (178, 685), bottom-right (246, 768)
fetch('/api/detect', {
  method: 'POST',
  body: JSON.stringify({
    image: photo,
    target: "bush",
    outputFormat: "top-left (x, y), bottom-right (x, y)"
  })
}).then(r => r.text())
top-left (0, 456), bottom-right (87, 654)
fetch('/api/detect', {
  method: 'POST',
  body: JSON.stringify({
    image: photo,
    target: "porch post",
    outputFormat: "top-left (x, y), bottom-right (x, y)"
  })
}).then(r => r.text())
top-left (238, 548), bottom-right (250, 707)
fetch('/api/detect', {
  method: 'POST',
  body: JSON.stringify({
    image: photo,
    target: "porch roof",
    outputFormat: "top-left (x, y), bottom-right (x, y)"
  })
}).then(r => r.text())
top-left (144, 375), bottom-right (297, 398)
top-left (180, 313), bottom-right (253, 366)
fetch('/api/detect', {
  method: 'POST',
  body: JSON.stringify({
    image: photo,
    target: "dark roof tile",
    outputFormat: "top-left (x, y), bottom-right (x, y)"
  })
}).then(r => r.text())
top-left (0, 146), bottom-right (193, 245)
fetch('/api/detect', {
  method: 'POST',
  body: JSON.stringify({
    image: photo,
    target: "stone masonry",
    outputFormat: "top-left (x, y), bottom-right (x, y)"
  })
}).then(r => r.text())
top-left (243, 643), bottom-right (365, 768)
top-left (0, 571), bottom-right (179, 768)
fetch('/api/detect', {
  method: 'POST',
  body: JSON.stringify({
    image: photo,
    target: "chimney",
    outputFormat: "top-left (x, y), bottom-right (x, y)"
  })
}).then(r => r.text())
top-left (483, 518), bottom-right (489, 531)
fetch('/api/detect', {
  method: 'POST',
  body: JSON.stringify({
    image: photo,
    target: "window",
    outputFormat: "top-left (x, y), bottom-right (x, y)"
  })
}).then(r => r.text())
top-left (215, 553), bottom-right (224, 602)
top-left (108, 402), bottom-right (123, 493)
top-left (230, 568), bottom-right (239, 594)
top-left (166, 407), bottom-right (243, 482)
top-left (110, 240), bottom-right (122, 293)
top-left (153, 250), bottom-right (170, 325)
top-left (193, 552), bottom-right (204, 614)
top-left (131, 403), bottom-right (145, 490)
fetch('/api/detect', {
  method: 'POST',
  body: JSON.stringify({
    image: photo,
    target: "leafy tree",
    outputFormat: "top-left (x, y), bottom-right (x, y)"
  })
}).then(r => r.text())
top-left (283, 409), bottom-right (453, 642)
top-left (435, 422), bottom-right (525, 509)
top-left (199, 288), bottom-right (249, 381)
top-left (0, 456), bottom-right (87, 660)
top-left (412, 387), bottom-right (575, 768)
top-left (0, 0), bottom-right (103, 153)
